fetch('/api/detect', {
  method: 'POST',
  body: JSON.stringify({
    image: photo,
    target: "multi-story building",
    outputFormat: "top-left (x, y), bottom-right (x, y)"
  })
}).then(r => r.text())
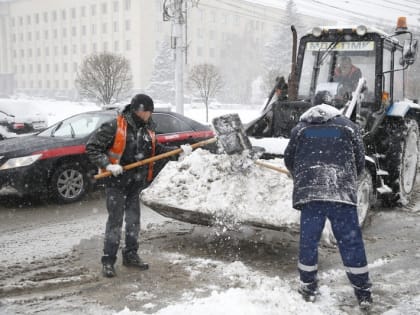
top-left (0, 0), bottom-right (326, 101)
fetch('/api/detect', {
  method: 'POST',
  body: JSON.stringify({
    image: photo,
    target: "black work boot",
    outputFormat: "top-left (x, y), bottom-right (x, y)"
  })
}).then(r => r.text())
top-left (102, 263), bottom-right (116, 278)
top-left (354, 283), bottom-right (373, 311)
top-left (122, 251), bottom-right (149, 270)
top-left (298, 280), bottom-right (319, 302)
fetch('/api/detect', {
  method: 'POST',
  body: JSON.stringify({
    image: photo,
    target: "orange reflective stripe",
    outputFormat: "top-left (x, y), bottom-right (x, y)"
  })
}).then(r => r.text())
top-left (147, 129), bottom-right (156, 182)
top-left (108, 115), bottom-right (127, 164)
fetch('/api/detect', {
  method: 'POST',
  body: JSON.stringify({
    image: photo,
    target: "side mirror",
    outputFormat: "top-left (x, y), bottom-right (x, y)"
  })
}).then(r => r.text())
top-left (403, 39), bottom-right (418, 65)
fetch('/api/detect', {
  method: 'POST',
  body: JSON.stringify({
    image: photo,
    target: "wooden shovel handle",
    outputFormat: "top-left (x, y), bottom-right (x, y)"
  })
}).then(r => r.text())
top-left (94, 137), bottom-right (217, 180)
top-left (254, 160), bottom-right (290, 176)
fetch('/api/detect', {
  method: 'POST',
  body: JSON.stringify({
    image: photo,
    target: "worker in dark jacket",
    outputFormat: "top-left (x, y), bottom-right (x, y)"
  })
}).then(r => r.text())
top-left (333, 55), bottom-right (362, 92)
top-left (284, 103), bottom-right (372, 310)
top-left (86, 94), bottom-right (176, 278)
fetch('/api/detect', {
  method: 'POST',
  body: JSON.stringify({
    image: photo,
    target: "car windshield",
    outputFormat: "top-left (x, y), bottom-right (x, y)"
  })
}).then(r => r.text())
top-left (298, 40), bottom-right (376, 106)
top-left (38, 112), bottom-right (114, 138)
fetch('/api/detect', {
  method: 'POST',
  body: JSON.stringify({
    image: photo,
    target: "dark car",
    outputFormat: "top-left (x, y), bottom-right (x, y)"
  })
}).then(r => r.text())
top-left (0, 109), bottom-right (215, 203)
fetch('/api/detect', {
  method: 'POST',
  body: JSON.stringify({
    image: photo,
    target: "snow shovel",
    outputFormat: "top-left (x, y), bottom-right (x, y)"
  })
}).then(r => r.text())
top-left (212, 113), bottom-right (290, 176)
top-left (93, 137), bottom-right (217, 180)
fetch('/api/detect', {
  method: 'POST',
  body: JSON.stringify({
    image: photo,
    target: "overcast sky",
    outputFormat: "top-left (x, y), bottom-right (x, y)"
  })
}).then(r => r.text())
top-left (249, 0), bottom-right (420, 27)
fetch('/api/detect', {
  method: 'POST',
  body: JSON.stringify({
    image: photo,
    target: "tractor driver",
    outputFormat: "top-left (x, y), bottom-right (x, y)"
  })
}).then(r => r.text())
top-left (333, 56), bottom-right (362, 93)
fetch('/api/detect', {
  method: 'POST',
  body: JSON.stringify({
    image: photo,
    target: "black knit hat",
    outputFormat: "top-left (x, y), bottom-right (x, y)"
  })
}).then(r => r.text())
top-left (131, 94), bottom-right (154, 112)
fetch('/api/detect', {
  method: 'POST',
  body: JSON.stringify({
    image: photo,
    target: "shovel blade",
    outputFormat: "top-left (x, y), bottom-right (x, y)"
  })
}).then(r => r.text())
top-left (212, 113), bottom-right (252, 155)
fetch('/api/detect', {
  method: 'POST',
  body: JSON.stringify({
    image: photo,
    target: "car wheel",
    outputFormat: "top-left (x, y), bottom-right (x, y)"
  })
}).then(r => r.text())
top-left (50, 163), bottom-right (88, 203)
top-left (357, 170), bottom-right (375, 227)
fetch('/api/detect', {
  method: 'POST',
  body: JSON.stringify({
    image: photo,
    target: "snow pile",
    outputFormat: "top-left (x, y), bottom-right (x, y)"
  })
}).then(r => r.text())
top-left (142, 149), bottom-right (299, 228)
top-left (116, 257), bottom-right (345, 315)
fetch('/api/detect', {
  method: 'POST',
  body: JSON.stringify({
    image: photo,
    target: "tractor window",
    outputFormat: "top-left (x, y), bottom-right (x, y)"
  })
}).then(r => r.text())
top-left (299, 41), bottom-right (376, 106)
top-left (394, 49), bottom-right (404, 101)
top-left (383, 48), bottom-right (391, 100)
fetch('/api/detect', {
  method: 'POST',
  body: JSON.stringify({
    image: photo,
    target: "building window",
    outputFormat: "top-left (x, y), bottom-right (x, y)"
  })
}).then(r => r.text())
top-left (20, 49), bottom-right (24, 57)
top-left (53, 29), bottom-right (58, 38)
top-left (19, 16), bottom-right (23, 26)
top-left (12, 34), bottom-right (16, 42)
top-left (35, 31), bottom-right (40, 40)
top-left (62, 10), bottom-right (66, 20)
top-left (43, 12), bottom-right (48, 23)
top-left (11, 17), bottom-right (15, 27)
top-left (102, 23), bottom-right (107, 34)
top-left (64, 80), bottom-right (68, 89)
top-left (73, 62), bottom-right (78, 72)
top-left (91, 24), bottom-right (96, 35)
top-left (125, 0), bottom-right (131, 10)
top-left (44, 30), bottom-right (48, 39)
top-left (125, 20), bottom-right (130, 31)
top-left (82, 44), bottom-right (86, 53)
top-left (54, 46), bottom-right (58, 56)
top-left (91, 4), bottom-right (96, 16)
top-left (101, 3), bottom-right (107, 14)
top-left (114, 40), bottom-right (119, 51)
top-left (54, 64), bottom-right (59, 72)
top-left (35, 13), bottom-right (39, 24)
top-left (197, 46), bottom-right (202, 57)
top-left (72, 45), bottom-right (77, 54)
top-left (103, 42), bottom-right (108, 51)
top-left (28, 49), bottom-right (32, 57)
top-left (27, 32), bottom-right (31, 41)
top-left (37, 48), bottom-right (41, 56)
top-left (71, 8), bottom-right (76, 19)
top-left (29, 64), bottom-right (33, 73)
top-left (113, 1), bottom-right (119, 11)
top-left (72, 26), bottom-right (77, 36)
top-left (46, 80), bottom-right (50, 88)
top-left (45, 64), bottom-right (50, 73)
top-left (26, 15), bottom-right (31, 25)
top-left (37, 64), bottom-right (41, 72)
top-left (63, 46), bottom-right (68, 55)
top-left (52, 11), bottom-right (57, 22)
top-left (21, 65), bottom-right (25, 73)
top-left (92, 43), bottom-right (97, 52)
top-left (113, 21), bottom-right (118, 32)
top-left (19, 33), bottom-right (23, 41)
top-left (62, 28), bottom-right (67, 37)
top-left (81, 6), bottom-right (86, 17)
top-left (12, 50), bottom-right (16, 58)
top-left (209, 30), bottom-right (215, 40)
top-left (126, 40), bottom-right (131, 50)
top-left (63, 63), bottom-right (68, 72)
top-left (81, 25), bottom-right (86, 36)
top-left (55, 80), bottom-right (59, 89)
top-left (45, 47), bottom-right (49, 56)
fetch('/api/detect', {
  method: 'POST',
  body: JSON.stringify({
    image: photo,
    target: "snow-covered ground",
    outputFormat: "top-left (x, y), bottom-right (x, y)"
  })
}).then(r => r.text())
top-left (1, 97), bottom-right (420, 314)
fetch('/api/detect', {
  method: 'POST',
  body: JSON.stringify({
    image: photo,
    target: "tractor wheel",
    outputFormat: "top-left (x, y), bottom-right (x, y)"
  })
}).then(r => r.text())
top-left (383, 118), bottom-right (419, 206)
top-left (50, 163), bottom-right (89, 203)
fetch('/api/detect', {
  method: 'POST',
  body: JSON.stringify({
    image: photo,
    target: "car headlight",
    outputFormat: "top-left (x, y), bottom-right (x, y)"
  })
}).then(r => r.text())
top-left (0, 153), bottom-right (42, 170)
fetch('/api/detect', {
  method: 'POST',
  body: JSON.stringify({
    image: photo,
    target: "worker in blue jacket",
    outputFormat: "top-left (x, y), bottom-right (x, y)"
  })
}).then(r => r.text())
top-left (284, 100), bottom-right (372, 310)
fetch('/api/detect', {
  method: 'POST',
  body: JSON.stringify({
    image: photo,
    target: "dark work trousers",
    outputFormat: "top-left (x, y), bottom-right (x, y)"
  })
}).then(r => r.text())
top-left (101, 184), bottom-right (142, 265)
top-left (298, 201), bottom-right (370, 289)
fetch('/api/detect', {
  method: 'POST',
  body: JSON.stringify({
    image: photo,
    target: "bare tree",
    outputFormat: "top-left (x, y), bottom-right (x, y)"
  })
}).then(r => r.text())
top-left (188, 63), bottom-right (223, 122)
top-left (75, 52), bottom-right (133, 105)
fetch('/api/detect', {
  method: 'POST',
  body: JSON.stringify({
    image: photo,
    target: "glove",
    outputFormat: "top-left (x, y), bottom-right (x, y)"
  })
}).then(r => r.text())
top-left (106, 164), bottom-right (123, 176)
top-left (179, 144), bottom-right (193, 160)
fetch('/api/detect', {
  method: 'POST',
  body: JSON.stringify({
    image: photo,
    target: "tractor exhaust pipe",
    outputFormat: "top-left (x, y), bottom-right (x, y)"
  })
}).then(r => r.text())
top-left (288, 25), bottom-right (298, 101)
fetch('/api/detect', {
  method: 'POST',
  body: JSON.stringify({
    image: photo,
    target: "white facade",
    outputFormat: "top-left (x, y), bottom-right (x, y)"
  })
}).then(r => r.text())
top-left (0, 0), bottom-right (325, 100)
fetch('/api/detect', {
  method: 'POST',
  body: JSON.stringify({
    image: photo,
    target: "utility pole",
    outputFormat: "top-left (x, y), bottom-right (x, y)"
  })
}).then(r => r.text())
top-left (162, 0), bottom-right (184, 115)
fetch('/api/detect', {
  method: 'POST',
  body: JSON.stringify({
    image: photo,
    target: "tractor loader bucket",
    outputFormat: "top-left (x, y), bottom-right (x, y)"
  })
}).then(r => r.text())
top-left (141, 113), bottom-right (296, 233)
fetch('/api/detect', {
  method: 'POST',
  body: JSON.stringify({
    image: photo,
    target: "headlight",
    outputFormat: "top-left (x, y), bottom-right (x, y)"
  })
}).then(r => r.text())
top-left (0, 154), bottom-right (42, 170)
top-left (356, 25), bottom-right (367, 36)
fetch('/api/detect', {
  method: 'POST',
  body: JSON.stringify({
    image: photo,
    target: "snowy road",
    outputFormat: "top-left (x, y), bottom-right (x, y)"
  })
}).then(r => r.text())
top-left (0, 188), bottom-right (420, 314)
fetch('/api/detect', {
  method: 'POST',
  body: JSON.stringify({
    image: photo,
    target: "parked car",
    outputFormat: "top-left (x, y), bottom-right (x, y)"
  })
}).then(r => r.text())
top-left (0, 109), bottom-right (215, 203)
top-left (0, 108), bottom-right (47, 140)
